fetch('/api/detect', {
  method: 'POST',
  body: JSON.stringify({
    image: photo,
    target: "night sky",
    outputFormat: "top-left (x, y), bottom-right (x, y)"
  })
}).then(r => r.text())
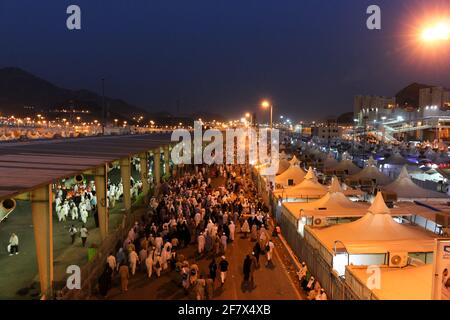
top-left (0, 0), bottom-right (449, 121)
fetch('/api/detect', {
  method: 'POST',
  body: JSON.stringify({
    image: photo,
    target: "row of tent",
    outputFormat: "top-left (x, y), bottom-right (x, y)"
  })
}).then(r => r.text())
top-left (263, 148), bottom-right (450, 299)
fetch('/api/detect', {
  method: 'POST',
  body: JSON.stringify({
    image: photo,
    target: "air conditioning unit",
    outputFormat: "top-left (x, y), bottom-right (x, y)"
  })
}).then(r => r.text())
top-left (388, 252), bottom-right (408, 268)
top-left (313, 217), bottom-right (328, 227)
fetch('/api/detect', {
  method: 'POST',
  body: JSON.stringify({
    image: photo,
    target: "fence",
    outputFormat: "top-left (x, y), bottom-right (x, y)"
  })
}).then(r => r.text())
top-left (60, 201), bottom-right (146, 299)
top-left (276, 203), bottom-right (361, 300)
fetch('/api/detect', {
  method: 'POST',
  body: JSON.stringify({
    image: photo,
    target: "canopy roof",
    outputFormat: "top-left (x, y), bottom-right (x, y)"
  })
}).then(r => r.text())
top-left (348, 164), bottom-right (392, 185)
top-left (308, 193), bottom-right (437, 254)
top-left (332, 159), bottom-right (361, 175)
top-left (383, 166), bottom-right (448, 199)
top-left (289, 155), bottom-right (301, 166)
top-left (328, 176), bottom-right (365, 197)
top-left (277, 158), bottom-right (291, 175)
top-left (347, 264), bottom-right (432, 300)
top-left (275, 167), bottom-right (327, 199)
top-left (324, 154), bottom-right (339, 169)
top-left (283, 190), bottom-right (369, 219)
top-left (275, 165), bottom-right (306, 187)
top-left (383, 152), bottom-right (410, 165)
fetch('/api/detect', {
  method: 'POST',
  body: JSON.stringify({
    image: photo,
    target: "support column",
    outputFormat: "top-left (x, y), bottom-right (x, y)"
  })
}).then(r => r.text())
top-left (94, 165), bottom-right (109, 240)
top-left (164, 145), bottom-right (170, 178)
top-left (120, 156), bottom-right (132, 212)
top-left (31, 185), bottom-right (53, 298)
top-left (153, 148), bottom-right (161, 186)
top-left (139, 152), bottom-right (149, 196)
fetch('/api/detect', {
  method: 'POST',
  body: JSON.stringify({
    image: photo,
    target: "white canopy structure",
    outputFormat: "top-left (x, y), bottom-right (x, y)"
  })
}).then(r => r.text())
top-left (328, 176), bottom-right (365, 197)
top-left (383, 166), bottom-right (448, 200)
top-left (346, 264), bottom-right (433, 300)
top-left (275, 167), bottom-right (328, 200)
top-left (324, 153), bottom-right (339, 169)
top-left (347, 160), bottom-right (392, 185)
top-left (307, 193), bottom-right (436, 255)
top-left (283, 188), bottom-right (369, 220)
top-left (277, 158), bottom-right (291, 175)
top-left (331, 159), bottom-right (361, 175)
top-left (383, 152), bottom-right (410, 166)
top-left (275, 165), bottom-right (306, 188)
top-left (289, 155), bottom-right (301, 166)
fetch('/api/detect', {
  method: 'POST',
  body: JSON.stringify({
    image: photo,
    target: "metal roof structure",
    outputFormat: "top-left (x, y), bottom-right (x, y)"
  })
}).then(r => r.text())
top-left (0, 134), bottom-right (172, 199)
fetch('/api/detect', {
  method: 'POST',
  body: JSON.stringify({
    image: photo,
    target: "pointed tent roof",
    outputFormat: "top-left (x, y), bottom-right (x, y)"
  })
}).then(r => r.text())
top-left (328, 176), bottom-right (343, 193)
top-left (308, 193), bottom-right (436, 254)
top-left (332, 159), bottom-right (361, 175)
top-left (277, 158), bottom-right (291, 175)
top-left (383, 166), bottom-right (448, 199)
top-left (329, 176), bottom-right (366, 197)
top-left (276, 167), bottom-right (328, 199)
top-left (348, 162), bottom-right (392, 186)
top-left (383, 152), bottom-right (410, 165)
top-left (275, 165), bottom-right (306, 187)
top-left (283, 190), bottom-right (369, 219)
top-left (324, 154), bottom-right (339, 169)
top-left (289, 155), bottom-right (301, 166)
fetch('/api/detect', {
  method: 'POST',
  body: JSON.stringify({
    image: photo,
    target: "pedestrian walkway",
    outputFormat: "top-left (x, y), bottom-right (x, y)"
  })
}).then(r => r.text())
top-left (106, 223), bottom-right (301, 300)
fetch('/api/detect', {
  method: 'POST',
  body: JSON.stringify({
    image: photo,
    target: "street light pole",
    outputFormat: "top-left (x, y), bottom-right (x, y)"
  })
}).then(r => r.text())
top-left (101, 78), bottom-right (105, 135)
top-left (270, 104), bottom-right (273, 130)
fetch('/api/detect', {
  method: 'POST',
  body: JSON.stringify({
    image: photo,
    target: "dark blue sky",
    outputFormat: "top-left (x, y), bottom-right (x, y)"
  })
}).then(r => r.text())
top-left (0, 0), bottom-right (449, 121)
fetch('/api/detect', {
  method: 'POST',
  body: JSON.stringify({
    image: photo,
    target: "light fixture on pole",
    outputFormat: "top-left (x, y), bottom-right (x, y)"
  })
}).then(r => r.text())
top-left (261, 100), bottom-right (273, 129)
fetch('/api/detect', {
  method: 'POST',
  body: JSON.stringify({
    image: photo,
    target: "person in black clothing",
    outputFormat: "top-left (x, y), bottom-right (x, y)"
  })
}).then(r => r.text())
top-left (253, 242), bottom-right (261, 267)
top-left (242, 254), bottom-right (252, 291)
top-left (209, 258), bottom-right (217, 281)
top-left (98, 263), bottom-right (113, 297)
top-left (219, 256), bottom-right (229, 286)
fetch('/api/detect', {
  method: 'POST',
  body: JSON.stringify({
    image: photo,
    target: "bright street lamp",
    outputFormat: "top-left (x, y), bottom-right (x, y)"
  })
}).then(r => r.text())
top-left (421, 21), bottom-right (450, 42)
top-left (261, 100), bottom-right (273, 129)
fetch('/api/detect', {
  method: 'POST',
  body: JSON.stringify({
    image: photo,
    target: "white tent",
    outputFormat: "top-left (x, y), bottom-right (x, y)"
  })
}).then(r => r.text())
top-left (324, 154), bottom-right (339, 169)
top-left (383, 166), bottom-right (448, 200)
top-left (275, 165), bottom-right (306, 188)
top-left (307, 193), bottom-right (436, 255)
top-left (289, 155), bottom-right (301, 166)
top-left (328, 176), bottom-right (365, 197)
top-left (348, 162), bottom-right (392, 186)
top-left (383, 152), bottom-right (410, 165)
top-left (331, 159), bottom-right (361, 175)
top-left (283, 189), bottom-right (369, 220)
top-left (277, 158), bottom-right (291, 175)
top-left (275, 167), bottom-right (328, 200)
top-left (346, 264), bottom-right (432, 300)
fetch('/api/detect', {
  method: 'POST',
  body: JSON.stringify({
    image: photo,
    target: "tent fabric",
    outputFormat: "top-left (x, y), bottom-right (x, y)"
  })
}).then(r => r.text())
top-left (383, 166), bottom-right (448, 199)
top-left (347, 264), bottom-right (432, 300)
top-left (383, 152), bottom-right (410, 165)
top-left (275, 165), bottom-right (306, 187)
top-left (289, 155), bottom-right (301, 166)
top-left (276, 167), bottom-right (327, 199)
top-left (324, 154), bottom-right (339, 169)
top-left (348, 165), bottom-right (392, 185)
top-left (308, 193), bottom-right (436, 254)
top-left (277, 158), bottom-right (291, 175)
top-left (329, 176), bottom-right (365, 196)
top-left (283, 191), bottom-right (369, 219)
top-left (331, 159), bottom-right (361, 175)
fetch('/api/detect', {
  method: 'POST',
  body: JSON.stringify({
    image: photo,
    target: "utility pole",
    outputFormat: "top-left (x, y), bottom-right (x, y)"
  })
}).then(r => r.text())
top-left (101, 78), bottom-right (105, 135)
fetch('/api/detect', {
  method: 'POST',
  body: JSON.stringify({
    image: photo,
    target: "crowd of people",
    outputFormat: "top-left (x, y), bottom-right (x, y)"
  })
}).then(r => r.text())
top-left (96, 163), bottom-right (278, 299)
top-left (297, 261), bottom-right (327, 300)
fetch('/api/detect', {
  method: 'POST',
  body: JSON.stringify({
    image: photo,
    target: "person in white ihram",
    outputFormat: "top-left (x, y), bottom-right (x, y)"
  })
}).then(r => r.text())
top-left (8, 233), bottom-right (19, 256)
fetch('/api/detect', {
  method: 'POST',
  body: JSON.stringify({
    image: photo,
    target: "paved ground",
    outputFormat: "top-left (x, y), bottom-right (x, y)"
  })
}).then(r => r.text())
top-left (0, 167), bottom-right (140, 299)
top-left (106, 225), bottom-right (302, 300)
